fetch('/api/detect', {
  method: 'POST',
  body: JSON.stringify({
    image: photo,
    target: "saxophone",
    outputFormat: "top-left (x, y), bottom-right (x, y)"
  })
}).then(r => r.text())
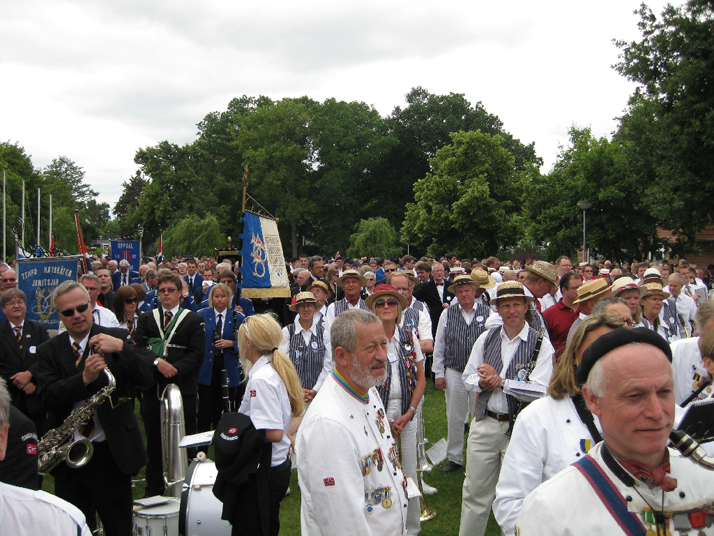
top-left (38, 368), bottom-right (116, 474)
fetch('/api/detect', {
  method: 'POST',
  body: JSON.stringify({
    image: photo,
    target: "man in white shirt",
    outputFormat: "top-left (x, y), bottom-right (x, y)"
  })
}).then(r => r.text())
top-left (665, 272), bottom-right (696, 336)
top-left (459, 281), bottom-right (553, 536)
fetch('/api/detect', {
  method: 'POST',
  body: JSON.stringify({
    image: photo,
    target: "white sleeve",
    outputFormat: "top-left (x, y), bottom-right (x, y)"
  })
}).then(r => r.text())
top-left (247, 376), bottom-right (285, 431)
top-left (297, 419), bottom-right (378, 536)
top-left (528, 337), bottom-right (555, 391)
top-left (325, 303), bottom-right (336, 327)
top-left (462, 330), bottom-right (489, 393)
top-left (417, 310), bottom-right (433, 341)
top-left (432, 312), bottom-right (449, 378)
top-left (493, 403), bottom-right (550, 535)
top-left (485, 311), bottom-right (503, 330)
top-left (278, 327), bottom-right (291, 355)
top-left (313, 328), bottom-right (333, 391)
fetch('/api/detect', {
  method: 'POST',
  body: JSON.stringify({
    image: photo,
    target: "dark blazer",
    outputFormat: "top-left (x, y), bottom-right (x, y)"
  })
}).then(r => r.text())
top-left (133, 307), bottom-right (205, 397)
top-left (111, 270), bottom-right (141, 290)
top-left (36, 325), bottom-right (153, 477)
top-left (0, 319), bottom-right (50, 415)
top-left (199, 295), bottom-right (255, 317)
top-left (413, 279), bottom-right (455, 338)
top-left (184, 273), bottom-right (203, 295)
top-left (0, 406), bottom-right (39, 489)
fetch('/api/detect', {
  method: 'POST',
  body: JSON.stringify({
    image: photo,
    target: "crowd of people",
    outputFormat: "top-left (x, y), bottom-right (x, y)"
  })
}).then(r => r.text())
top-left (0, 250), bottom-right (713, 535)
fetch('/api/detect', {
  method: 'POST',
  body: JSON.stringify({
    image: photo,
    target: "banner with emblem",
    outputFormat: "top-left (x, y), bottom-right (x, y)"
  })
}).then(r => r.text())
top-left (238, 211), bottom-right (290, 299)
top-left (111, 240), bottom-right (140, 271)
top-left (17, 256), bottom-right (82, 329)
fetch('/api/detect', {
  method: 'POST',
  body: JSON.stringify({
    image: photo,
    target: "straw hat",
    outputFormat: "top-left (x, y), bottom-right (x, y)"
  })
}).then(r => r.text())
top-left (336, 269), bottom-right (368, 287)
top-left (289, 292), bottom-right (318, 312)
top-left (641, 282), bottom-right (670, 300)
top-left (470, 269), bottom-right (496, 290)
top-left (365, 284), bottom-right (408, 310)
top-left (449, 267), bottom-right (467, 278)
top-left (491, 281), bottom-right (534, 305)
top-left (447, 274), bottom-right (479, 294)
top-left (611, 277), bottom-right (645, 298)
top-left (641, 267), bottom-right (666, 287)
top-left (307, 280), bottom-right (331, 298)
top-left (573, 279), bottom-right (611, 304)
top-left (525, 260), bottom-right (559, 286)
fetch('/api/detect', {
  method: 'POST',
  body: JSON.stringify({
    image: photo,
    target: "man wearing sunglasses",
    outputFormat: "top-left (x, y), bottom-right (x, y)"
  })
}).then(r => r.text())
top-left (36, 280), bottom-right (153, 536)
top-left (133, 272), bottom-right (205, 497)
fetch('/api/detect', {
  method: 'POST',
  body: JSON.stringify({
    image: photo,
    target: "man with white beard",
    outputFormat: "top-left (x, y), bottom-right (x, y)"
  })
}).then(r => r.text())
top-left (297, 310), bottom-right (408, 536)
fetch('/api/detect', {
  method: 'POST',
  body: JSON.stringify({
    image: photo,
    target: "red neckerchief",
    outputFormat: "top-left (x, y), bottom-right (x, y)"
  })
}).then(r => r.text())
top-left (617, 450), bottom-right (678, 492)
top-left (346, 297), bottom-right (360, 307)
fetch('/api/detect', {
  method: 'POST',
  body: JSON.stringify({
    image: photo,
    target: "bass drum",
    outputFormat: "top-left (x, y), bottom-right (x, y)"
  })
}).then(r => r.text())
top-left (133, 498), bottom-right (180, 536)
top-left (179, 460), bottom-right (232, 536)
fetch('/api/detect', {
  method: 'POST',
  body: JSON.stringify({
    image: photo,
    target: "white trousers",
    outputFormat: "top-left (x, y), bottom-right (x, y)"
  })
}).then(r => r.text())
top-left (388, 399), bottom-right (420, 535)
top-left (459, 416), bottom-right (510, 536)
top-left (445, 367), bottom-right (475, 465)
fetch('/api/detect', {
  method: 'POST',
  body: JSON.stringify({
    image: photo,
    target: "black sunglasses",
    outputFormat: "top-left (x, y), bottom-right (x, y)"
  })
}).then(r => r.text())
top-left (59, 302), bottom-right (90, 317)
top-left (375, 298), bottom-right (399, 307)
top-left (125, 298), bottom-right (138, 304)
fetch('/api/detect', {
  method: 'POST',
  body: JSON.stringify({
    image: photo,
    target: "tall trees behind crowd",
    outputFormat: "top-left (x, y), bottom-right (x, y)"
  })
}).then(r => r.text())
top-left (0, 148), bottom-right (115, 254)
top-left (2, 1), bottom-right (711, 262)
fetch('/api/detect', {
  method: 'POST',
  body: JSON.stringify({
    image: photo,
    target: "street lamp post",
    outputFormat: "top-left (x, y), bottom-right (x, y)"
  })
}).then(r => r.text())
top-left (577, 201), bottom-right (592, 263)
top-left (138, 224), bottom-right (144, 263)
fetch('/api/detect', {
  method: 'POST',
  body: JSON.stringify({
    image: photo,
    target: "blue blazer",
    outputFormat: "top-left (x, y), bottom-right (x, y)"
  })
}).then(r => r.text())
top-left (184, 273), bottom-right (204, 295)
top-left (199, 295), bottom-right (254, 317)
top-left (197, 308), bottom-right (244, 387)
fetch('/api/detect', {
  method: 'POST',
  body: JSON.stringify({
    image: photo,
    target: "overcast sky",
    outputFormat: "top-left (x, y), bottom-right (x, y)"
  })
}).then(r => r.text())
top-left (1, 0), bottom-right (672, 210)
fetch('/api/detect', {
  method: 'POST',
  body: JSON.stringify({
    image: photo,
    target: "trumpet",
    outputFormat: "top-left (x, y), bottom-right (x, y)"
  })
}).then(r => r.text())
top-left (415, 404), bottom-right (436, 522)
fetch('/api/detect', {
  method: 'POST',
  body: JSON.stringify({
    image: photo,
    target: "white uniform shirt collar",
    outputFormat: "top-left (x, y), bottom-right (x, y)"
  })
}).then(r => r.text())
top-left (249, 355), bottom-right (271, 378)
top-left (293, 315), bottom-right (318, 337)
top-left (500, 321), bottom-right (530, 343)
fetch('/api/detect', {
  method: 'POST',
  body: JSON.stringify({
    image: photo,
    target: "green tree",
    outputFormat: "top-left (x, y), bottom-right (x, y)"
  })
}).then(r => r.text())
top-left (347, 218), bottom-right (401, 258)
top-left (114, 171), bottom-right (148, 237)
top-left (614, 0), bottom-right (714, 243)
top-left (381, 87), bottom-right (541, 233)
top-left (526, 127), bottom-right (668, 262)
top-left (237, 97), bottom-right (319, 257)
top-left (402, 130), bottom-right (527, 258)
top-left (162, 215), bottom-right (224, 258)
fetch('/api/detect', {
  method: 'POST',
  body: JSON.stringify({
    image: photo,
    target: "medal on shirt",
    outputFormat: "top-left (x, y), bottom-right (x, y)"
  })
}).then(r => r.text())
top-left (382, 487), bottom-right (392, 509)
top-left (642, 509), bottom-right (672, 536)
top-left (376, 408), bottom-right (386, 435)
top-left (311, 341), bottom-right (318, 349)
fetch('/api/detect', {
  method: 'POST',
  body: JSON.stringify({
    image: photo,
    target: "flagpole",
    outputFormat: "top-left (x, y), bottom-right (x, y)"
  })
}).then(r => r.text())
top-left (49, 194), bottom-right (52, 251)
top-left (37, 188), bottom-right (40, 247)
top-left (3, 170), bottom-right (6, 262)
top-left (21, 180), bottom-right (25, 247)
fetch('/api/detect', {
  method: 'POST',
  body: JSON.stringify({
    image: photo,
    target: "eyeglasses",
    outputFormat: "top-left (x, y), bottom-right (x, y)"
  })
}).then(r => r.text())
top-left (59, 302), bottom-right (90, 317)
top-left (125, 298), bottom-right (138, 304)
top-left (2, 278), bottom-right (16, 283)
top-left (375, 298), bottom-right (399, 308)
top-left (158, 288), bottom-right (178, 294)
top-left (384, 268), bottom-right (396, 273)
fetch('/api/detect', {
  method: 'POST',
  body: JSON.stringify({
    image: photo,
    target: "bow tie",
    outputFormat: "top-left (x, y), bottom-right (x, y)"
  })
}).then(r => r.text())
top-left (436, 282), bottom-right (444, 287)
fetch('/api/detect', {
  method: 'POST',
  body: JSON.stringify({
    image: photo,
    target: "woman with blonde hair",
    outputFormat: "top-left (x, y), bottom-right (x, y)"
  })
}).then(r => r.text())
top-left (493, 313), bottom-right (625, 535)
top-left (236, 313), bottom-right (303, 536)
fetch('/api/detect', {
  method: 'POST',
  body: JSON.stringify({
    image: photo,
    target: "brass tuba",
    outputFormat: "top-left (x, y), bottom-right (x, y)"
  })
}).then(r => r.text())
top-left (38, 368), bottom-right (116, 474)
top-left (161, 383), bottom-right (187, 497)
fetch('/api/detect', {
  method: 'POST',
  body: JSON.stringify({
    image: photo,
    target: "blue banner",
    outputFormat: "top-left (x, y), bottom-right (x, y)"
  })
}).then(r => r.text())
top-left (17, 257), bottom-right (81, 329)
top-left (111, 240), bottom-right (140, 271)
top-left (238, 212), bottom-right (290, 298)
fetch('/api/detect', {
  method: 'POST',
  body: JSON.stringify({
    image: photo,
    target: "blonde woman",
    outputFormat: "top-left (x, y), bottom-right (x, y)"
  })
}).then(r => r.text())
top-left (236, 313), bottom-right (304, 536)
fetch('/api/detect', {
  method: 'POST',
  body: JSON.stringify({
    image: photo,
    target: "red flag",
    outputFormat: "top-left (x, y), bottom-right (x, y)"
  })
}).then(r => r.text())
top-left (74, 210), bottom-right (90, 274)
top-left (49, 235), bottom-right (55, 257)
top-left (157, 231), bottom-right (164, 264)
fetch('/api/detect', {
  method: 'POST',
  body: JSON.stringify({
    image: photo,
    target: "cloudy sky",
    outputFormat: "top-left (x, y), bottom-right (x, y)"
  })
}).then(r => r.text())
top-left (1, 0), bottom-right (672, 209)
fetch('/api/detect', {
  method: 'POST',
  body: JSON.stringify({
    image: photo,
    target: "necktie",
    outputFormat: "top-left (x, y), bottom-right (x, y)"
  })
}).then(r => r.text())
top-left (164, 310), bottom-right (173, 331)
top-left (73, 342), bottom-right (83, 368)
top-left (129, 317), bottom-right (136, 336)
top-left (124, 274), bottom-right (128, 286)
top-left (190, 277), bottom-right (194, 288)
top-left (13, 326), bottom-right (22, 349)
top-left (216, 313), bottom-right (223, 336)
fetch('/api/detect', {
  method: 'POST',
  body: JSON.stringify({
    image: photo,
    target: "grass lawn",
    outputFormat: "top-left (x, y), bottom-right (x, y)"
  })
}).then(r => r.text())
top-left (43, 378), bottom-right (503, 534)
